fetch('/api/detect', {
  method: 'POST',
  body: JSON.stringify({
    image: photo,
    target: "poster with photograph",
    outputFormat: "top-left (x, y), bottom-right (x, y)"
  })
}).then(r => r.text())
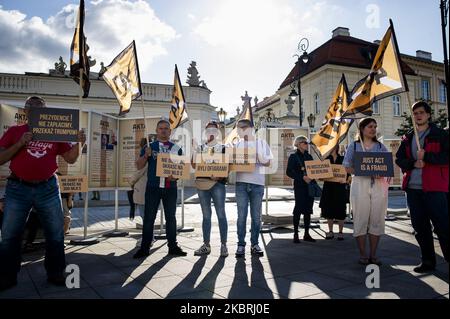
top-left (0, 104), bottom-right (27, 186)
top-left (118, 117), bottom-right (160, 187)
top-left (88, 112), bottom-right (118, 188)
top-left (266, 128), bottom-right (309, 186)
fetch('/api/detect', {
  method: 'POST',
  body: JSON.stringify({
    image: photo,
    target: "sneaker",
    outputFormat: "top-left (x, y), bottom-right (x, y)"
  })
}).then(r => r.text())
top-left (235, 245), bottom-right (245, 258)
top-left (133, 249), bottom-right (150, 259)
top-left (194, 243), bottom-right (211, 256)
top-left (325, 232), bottom-right (334, 240)
top-left (251, 244), bottom-right (264, 257)
top-left (337, 232), bottom-right (344, 241)
top-left (168, 245), bottom-right (187, 257)
top-left (220, 244), bottom-right (229, 257)
top-left (293, 233), bottom-right (300, 244)
top-left (303, 234), bottom-right (316, 243)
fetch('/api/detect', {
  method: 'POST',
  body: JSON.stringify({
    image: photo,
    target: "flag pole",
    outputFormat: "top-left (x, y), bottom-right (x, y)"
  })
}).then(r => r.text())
top-left (70, 78), bottom-right (99, 245)
top-left (79, 67), bottom-right (88, 239)
top-left (389, 19), bottom-right (420, 150)
top-left (140, 96), bottom-right (149, 147)
top-left (406, 93), bottom-right (421, 150)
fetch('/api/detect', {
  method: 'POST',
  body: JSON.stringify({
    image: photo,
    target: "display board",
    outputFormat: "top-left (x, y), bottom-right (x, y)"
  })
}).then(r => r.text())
top-left (88, 112), bottom-right (118, 188)
top-left (384, 139), bottom-right (403, 187)
top-left (0, 104), bottom-right (27, 186)
top-left (266, 127), bottom-right (309, 186)
top-left (118, 117), bottom-right (160, 187)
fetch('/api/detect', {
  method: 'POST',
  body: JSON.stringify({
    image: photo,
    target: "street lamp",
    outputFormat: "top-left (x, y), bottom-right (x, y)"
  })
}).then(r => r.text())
top-left (440, 0), bottom-right (450, 115)
top-left (293, 37), bottom-right (310, 127)
top-left (217, 107), bottom-right (227, 124)
top-left (216, 107), bottom-right (227, 142)
top-left (307, 113), bottom-right (316, 130)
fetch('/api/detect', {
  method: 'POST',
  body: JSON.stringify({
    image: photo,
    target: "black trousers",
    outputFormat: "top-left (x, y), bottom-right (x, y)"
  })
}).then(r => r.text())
top-left (141, 187), bottom-right (178, 251)
top-left (406, 189), bottom-right (449, 265)
top-left (293, 186), bottom-right (314, 234)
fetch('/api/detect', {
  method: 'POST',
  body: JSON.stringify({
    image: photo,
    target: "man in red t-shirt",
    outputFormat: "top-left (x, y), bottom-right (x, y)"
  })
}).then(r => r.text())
top-left (0, 96), bottom-right (86, 291)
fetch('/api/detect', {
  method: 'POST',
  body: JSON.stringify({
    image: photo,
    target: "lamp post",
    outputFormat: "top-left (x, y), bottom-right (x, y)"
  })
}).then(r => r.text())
top-left (440, 0), bottom-right (450, 115)
top-left (293, 38), bottom-right (310, 127)
top-left (307, 113), bottom-right (316, 146)
top-left (217, 107), bottom-right (227, 123)
top-left (217, 107), bottom-right (227, 141)
top-left (307, 113), bottom-right (316, 130)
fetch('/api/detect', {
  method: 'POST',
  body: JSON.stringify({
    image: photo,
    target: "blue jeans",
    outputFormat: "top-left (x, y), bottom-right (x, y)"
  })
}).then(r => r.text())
top-left (198, 182), bottom-right (227, 244)
top-left (0, 176), bottom-right (65, 279)
top-left (406, 189), bottom-right (449, 265)
top-left (141, 186), bottom-right (178, 251)
top-left (236, 182), bottom-right (264, 247)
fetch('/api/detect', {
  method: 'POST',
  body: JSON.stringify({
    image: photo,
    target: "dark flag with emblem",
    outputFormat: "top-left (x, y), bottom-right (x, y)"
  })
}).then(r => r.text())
top-left (342, 19), bottom-right (408, 119)
top-left (69, 0), bottom-right (90, 98)
top-left (102, 41), bottom-right (142, 115)
top-left (169, 65), bottom-right (188, 130)
top-left (311, 74), bottom-right (353, 158)
top-left (225, 91), bottom-right (254, 145)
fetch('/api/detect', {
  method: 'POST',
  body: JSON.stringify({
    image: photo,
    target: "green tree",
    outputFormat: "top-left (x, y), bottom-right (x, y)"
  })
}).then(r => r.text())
top-left (395, 108), bottom-right (448, 137)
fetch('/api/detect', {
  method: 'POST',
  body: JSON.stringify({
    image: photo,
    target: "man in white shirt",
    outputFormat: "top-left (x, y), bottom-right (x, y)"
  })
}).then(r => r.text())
top-left (233, 119), bottom-right (273, 257)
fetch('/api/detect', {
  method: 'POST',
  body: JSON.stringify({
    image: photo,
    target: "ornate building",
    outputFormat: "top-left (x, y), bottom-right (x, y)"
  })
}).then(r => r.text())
top-left (0, 59), bottom-right (218, 128)
top-left (252, 27), bottom-right (447, 141)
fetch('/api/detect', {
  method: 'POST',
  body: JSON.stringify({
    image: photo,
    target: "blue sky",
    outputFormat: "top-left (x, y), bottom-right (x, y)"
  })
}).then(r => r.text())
top-left (0, 0), bottom-right (447, 116)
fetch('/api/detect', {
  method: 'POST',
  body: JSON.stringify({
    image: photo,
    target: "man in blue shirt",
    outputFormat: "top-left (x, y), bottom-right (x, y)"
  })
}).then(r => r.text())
top-left (133, 119), bottom-right (187, 258)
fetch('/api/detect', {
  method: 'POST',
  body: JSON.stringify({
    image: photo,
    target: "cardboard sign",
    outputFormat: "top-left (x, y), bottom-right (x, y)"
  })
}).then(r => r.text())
top-left (156, 153), bottom-right (190, 180)
top-left (354, 152), bottom-right (394, 177)
top-left (194, 154), bottom-right (229, 178)
top-left (305, 159), bottom-right (334, 179)
top-left (28, 107), bottom-right (79, 142)
top-left (228, 148), bottom-right (256, 172)
top-left (195, 163), bottom-right (229, 178)
top-left (58, 175), bottom-right (87, 193)
top-left (323, 164), bottom-right (348, 183)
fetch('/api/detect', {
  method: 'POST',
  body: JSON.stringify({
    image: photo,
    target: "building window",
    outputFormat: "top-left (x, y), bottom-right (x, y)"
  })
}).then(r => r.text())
top-left (314, 93), bottom-right (319, 114)
top-left (421, 79), bottom-right (430, 101)
top-left (392, 95), bottom-right (401, 116)
top-left (372, 100), bottom-right (379, 114)
top-left (440, 81), bottom-right (447, 103)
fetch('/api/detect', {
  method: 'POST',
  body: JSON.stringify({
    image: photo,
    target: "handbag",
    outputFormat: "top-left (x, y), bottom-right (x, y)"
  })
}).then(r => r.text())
top-left (128, 163), bottom-right (148, 187)
top-left (308, 180), bottom-right (322, 198)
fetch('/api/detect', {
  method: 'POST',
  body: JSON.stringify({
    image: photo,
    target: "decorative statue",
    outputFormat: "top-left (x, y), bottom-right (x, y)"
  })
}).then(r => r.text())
top-left (99, 62), bottom-right (107, 77)
top-left (187, 61), bottom-right (201, 86)
top-left (88, 55), bottom-right (96, 67)
top-left (241, 91), bottom-right (252, 106)
top-left (186, 61), bottom-right (207, 88)
top-left (55, 56), bottom-right (67, 75)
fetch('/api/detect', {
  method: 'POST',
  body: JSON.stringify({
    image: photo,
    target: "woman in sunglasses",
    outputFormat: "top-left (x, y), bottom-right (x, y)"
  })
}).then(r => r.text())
top-left (286, 135), bottom-right (316, 244)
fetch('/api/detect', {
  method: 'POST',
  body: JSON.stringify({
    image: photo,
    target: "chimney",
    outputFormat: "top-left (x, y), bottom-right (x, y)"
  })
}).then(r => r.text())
top-left (332, 27), bottom-right (350, 38)
top-left (416, 50), bottom-right (432, 60)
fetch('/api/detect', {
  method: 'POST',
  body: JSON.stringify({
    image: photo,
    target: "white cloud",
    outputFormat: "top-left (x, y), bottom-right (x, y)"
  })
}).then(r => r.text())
top-left (191, 0), bottom-right (344, 114)
top-left (0, 0), bottom-right (178, 74)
